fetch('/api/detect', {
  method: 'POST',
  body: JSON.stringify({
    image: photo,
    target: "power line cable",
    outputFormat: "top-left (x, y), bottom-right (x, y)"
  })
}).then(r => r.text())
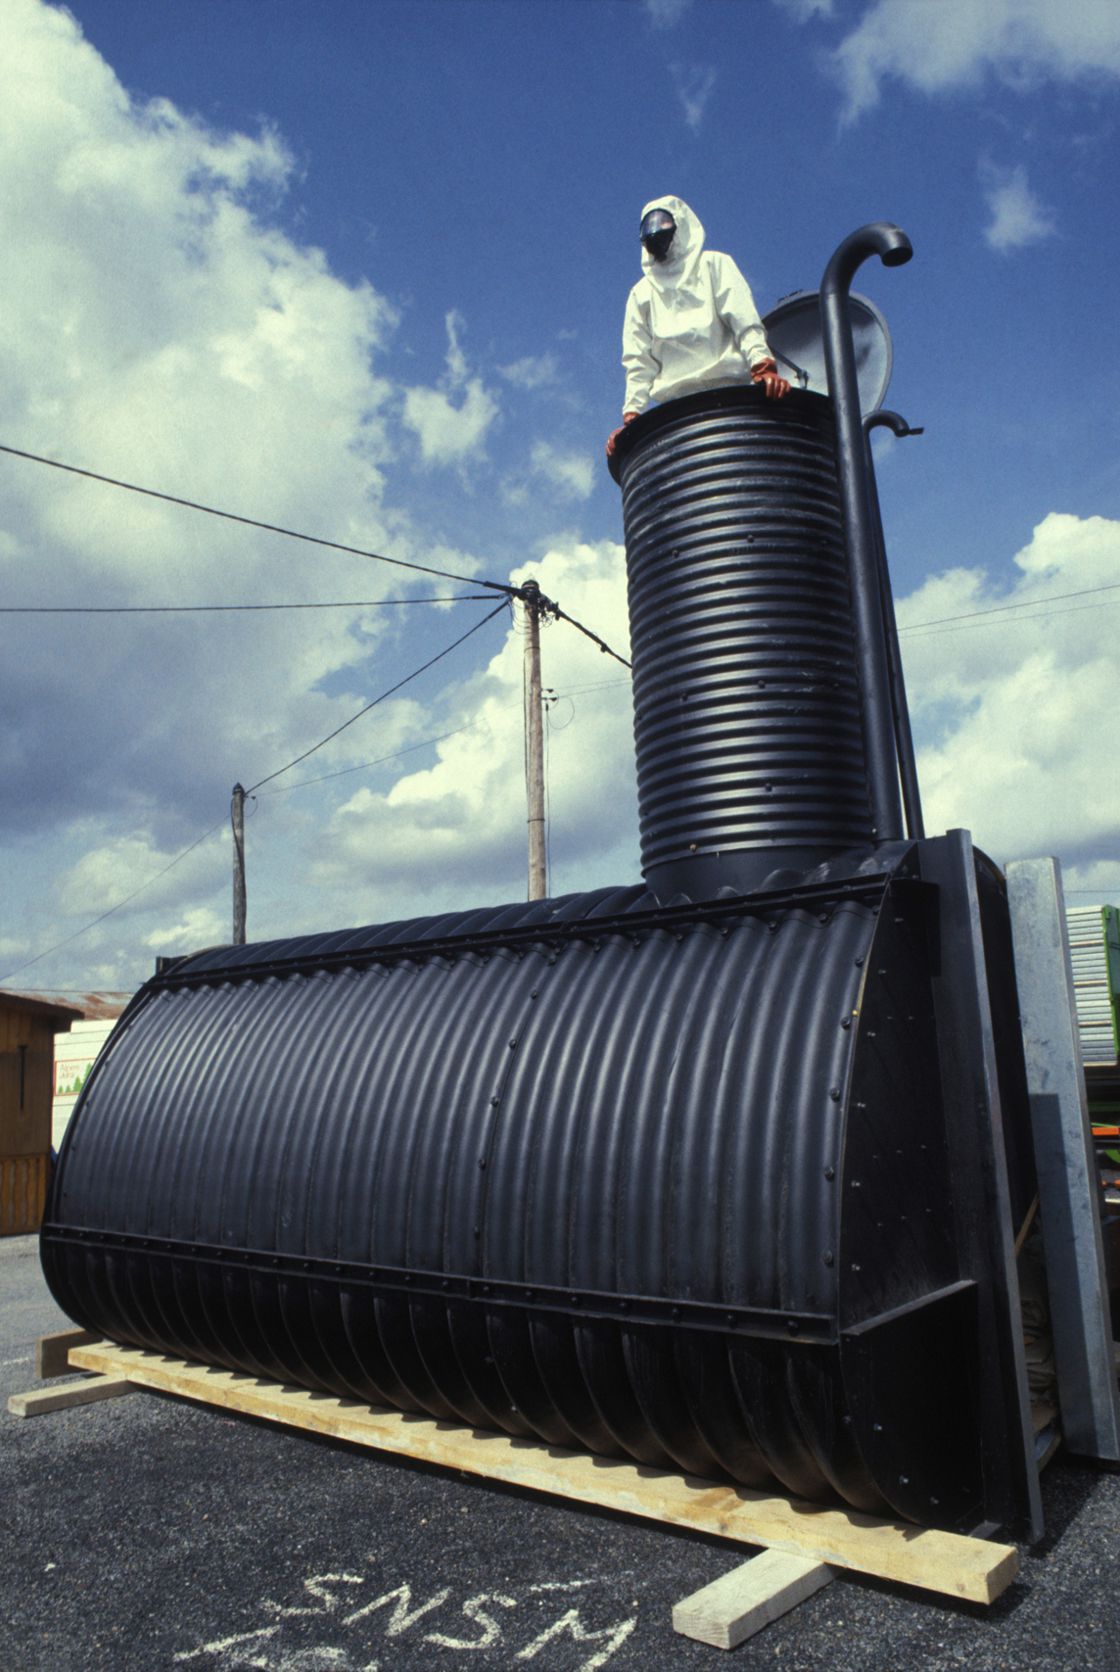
top-left (1, 629), bottom-right (503, 984)
top-left (899, 578), bottom-right (1120, 635)
top-left (0, 441), bottom-right (633, 664)
top-left (266, 664), bottom-right (631, 800)
top-left (0, 440), bottom-right (513, 595)
top-left (0, 596), bottom-right (493, 615)
top-left (0, 611), bottom-right (507, 981)
top-left (549, 602), bottom-right (631, 669)
top-left (553, 676), bottom-right (631, 699)
top-left (0, 819), bottom-right (226, 986)
top-left (245, 600), bottom-right (509, 793)
top-left (899, 596), bottom-right (1120, 642)
top-left (257, 723), bottom-right (483, 795)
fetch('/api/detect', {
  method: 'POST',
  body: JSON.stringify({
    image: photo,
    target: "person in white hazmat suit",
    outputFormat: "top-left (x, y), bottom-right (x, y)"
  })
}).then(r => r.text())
top-left (606, 196), bottom-right (789, 458)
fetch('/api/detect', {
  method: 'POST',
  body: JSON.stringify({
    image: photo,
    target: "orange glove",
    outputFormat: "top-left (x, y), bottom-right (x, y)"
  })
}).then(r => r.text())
top-left (605, 412), bottom-right (639, 458)
top-left (751, 359), bottom-right (790, 400)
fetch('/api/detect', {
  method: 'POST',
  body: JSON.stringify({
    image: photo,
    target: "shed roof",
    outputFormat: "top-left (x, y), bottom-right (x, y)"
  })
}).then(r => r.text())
top-left (0, 989), bottom-right (129, 1022)
top-left (0, 990), bottom-right (85, 1030)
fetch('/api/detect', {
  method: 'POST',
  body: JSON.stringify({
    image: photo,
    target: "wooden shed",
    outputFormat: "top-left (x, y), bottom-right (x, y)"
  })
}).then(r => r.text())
top-left (1, 992), bottom-right (82, 1235)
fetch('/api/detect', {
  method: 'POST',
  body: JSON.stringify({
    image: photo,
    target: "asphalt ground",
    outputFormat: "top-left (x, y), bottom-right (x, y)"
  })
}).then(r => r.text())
top-left (4, 1232), bottom-right (1120, 1672)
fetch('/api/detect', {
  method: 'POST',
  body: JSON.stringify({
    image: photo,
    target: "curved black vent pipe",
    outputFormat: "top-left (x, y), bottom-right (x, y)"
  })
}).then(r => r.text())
top-left (820, 222), bottom-right (912, 846)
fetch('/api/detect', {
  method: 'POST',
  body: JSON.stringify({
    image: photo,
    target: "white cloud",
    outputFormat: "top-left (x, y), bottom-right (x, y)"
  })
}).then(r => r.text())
top-left (980, 161), bottom-right (1056, 251)
top-left (831, 0), bottom-right (1120, 120)
top-left (898, 512), bottom-right (1120, 866)
top-left (529, 442), bottom-right (594, 502)
top-left (501, 442), bottom-right (595, 508)
top-left (0, 0), bottom-right (417, 840)
top-left (402, 310), bottom-right (500, 465)
top-left (0, 0), bottom-right (494, 989)
top-left (402, 379), bottom-right (499, 466)
top-left (443, 309), bottom-right (471, 388)
top-left (55, 830), bottom-right (224, 920)
top-left (671, 63), bottom-right (717, 130)
top-left (1061, 856), bottom-right (1120, 908)
top-left (311, 539), bottom-right (636, 912)
top-left (142, 904), bottom-right (227, 952)
top-left (644, 0), bottom-right (693, 28)
top-left (500, 354), bottom-right (560, 390)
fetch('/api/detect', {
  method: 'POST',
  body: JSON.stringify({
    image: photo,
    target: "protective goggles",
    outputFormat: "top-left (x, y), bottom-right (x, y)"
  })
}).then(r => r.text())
top-left (640, 209), bottom-right (676, 258)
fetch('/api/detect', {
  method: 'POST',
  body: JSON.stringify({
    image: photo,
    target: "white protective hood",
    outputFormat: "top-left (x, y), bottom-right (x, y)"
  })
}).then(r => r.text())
top-left (622, 195), bottom-right (771, 415)
top-left (639, 195), bottom-right (708, 301)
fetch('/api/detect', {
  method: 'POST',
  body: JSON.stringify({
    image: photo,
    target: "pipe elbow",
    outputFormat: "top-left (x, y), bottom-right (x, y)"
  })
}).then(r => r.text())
top-left (864, 409), bottom-right (912, 439)
top-left (822, 223), bottom-right (913, 298)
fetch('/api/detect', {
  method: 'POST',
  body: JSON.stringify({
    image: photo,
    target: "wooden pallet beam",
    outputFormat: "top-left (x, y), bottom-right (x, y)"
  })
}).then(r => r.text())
top-left (68, 1341), bottom-right (1018, 1604)
top-left (8, 1373), bottom-right (136, 1419)
top-left (36, 1328), bottom-right (98, 1380)
top-left (673, 1551), bottom-right (833, 1649)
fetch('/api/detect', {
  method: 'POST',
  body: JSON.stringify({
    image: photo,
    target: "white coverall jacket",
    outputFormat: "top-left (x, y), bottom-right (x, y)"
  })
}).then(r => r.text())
top-left (621, 196), bottom-right (773, 417)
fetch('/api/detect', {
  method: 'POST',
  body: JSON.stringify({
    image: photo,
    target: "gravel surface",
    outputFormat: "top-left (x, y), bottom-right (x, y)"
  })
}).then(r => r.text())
top-left (4, 1232), bottom-right (1119, 1672)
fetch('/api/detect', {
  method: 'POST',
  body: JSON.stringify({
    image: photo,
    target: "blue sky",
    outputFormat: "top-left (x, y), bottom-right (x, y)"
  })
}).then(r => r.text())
top-left (2, 0), bottom-right (1119, 995)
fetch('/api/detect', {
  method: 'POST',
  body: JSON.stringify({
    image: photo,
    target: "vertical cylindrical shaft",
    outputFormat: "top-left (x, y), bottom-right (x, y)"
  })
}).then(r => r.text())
top-left (522, 582), bottom-right (547, 901)
top-left (614, 388), bottom-right (872, 900)
top-left (231, 782), bottom-right (247, 945)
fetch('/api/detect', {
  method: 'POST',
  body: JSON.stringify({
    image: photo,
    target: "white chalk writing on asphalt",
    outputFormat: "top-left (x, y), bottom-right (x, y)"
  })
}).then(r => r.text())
top-left (174, 1565), bottom-right (638, 1671)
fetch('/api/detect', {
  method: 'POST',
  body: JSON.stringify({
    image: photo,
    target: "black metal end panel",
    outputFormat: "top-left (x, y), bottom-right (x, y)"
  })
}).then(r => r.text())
top-left (916, 831), bottom-right (1044, 1540)
top-left (837, 876), bottom-right (986, 1530)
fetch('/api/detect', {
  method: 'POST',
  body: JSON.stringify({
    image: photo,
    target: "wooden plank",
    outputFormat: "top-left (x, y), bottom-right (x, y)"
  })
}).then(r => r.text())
top-left (0, 1153), bottom-right (49, 1236)
top-left (69, 1342), bottom-right (1018, 1604)
top-left (672, 1550), bottom-right (833, 1649)
top-left (36, 1328), bottom-right (98, 1380)
top-left (8, 1373), bottom-right (137, 1418)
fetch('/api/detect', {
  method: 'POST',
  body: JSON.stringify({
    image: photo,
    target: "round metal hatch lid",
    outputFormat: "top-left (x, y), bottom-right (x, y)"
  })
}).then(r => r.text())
top-left (762, 289), bottom-right (893, 412)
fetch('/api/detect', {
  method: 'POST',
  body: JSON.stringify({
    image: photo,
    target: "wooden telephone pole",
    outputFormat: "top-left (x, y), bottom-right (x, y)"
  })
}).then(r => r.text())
top-left (522, 581), bottom-right (547, 901)
top-left (231, 782), bottom-right (247, 944)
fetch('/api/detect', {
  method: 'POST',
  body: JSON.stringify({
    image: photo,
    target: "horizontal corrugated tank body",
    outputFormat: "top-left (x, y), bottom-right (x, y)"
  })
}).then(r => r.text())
top-left (43, 851), bottom-right (1032, 1531)
top-left (612, 388), bottom-right (873, 899)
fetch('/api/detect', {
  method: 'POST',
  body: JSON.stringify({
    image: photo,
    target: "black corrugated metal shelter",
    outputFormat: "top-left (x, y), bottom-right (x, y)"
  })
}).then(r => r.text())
top-left (42, 244), bottom-right (1044, 1537)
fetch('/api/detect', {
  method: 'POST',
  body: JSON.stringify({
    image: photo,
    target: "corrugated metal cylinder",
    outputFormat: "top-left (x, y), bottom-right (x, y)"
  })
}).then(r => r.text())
top-left (40, 846), bottom-right (1040, 1534)
top-left (611, 387), bottom-right (875, 900)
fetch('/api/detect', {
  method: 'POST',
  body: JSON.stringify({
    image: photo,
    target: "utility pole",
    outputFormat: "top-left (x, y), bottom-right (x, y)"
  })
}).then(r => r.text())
top-left (231, 782), bottom-right (247, 944)
top-left (522, 581), bottom-right (547, 901)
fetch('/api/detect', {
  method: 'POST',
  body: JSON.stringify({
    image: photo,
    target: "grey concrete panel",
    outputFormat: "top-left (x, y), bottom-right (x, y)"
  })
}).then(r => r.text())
top-left (1006, 856), bottom-right (1120, 1462)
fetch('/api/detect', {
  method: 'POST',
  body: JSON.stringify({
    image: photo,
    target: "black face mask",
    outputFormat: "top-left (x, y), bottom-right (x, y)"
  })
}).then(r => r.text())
top-left (640, 209), bottom-right (676, 263)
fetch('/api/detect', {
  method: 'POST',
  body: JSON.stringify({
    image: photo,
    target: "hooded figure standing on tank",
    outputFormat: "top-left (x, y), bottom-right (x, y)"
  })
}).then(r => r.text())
top-left (606, 196), bottom-right (789, 458)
